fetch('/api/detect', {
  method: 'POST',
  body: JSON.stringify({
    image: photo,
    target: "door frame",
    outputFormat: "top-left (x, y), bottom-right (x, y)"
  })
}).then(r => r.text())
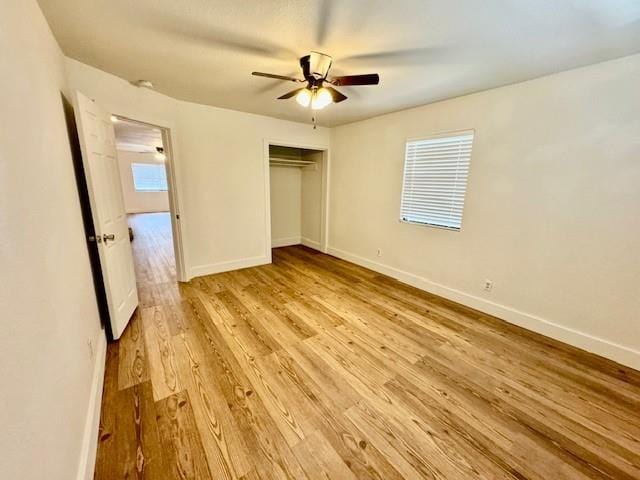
top-left (113, 115), bottom-right (187, 282)
top-left (263, 138), bottom-right (331, 263)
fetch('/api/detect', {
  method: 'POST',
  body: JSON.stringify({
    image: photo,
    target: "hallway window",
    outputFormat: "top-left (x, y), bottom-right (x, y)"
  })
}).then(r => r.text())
top-left (131, 163), bottom-right (168, 192)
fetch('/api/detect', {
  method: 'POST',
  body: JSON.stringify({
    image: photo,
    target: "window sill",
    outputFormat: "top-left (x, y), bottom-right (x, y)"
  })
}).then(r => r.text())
top-left (399, 218), bottom-right (461, 232)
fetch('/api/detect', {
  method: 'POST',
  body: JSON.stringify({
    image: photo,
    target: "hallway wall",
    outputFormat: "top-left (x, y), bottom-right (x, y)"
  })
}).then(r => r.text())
top-left (0, 2), bottom-right (104, 479)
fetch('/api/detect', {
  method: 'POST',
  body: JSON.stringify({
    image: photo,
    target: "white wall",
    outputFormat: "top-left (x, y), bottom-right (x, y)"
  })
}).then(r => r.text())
top-left (117, 151), bottom-right (169, 213)
top-left (270, 166), bottom-right (302, 246)
top-left (64, 59), bottom-right (330, 279)
top-left (329, 54), bottom-right (640, 369)
top-left (175, 101), bottom-right (329, 275)
top-left (0, 2), bottom-right (105, 479)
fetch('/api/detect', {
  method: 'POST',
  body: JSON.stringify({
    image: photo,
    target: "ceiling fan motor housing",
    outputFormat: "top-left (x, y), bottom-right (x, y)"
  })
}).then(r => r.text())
top-left (301, 52), bottom-right (333, 81)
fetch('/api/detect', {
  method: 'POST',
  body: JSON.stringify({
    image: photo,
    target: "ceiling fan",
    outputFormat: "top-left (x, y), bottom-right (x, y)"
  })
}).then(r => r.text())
top-left (252, 52), bottom-right (380, 110)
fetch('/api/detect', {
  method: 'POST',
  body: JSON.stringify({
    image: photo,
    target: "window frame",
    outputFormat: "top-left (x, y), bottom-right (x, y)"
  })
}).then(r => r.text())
top-left (399, 129), bottom-right (475, 232)
top-left (130, 162), bottom-right (169, 193)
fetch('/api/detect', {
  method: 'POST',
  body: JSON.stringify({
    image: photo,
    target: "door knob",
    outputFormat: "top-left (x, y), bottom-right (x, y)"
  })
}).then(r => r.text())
top-left (103, 233), bottom-right (116, 243)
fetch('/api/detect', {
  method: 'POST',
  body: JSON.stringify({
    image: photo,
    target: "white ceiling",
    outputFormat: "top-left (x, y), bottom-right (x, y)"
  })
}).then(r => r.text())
top-left (39, 0), bottom-right (640, 126)
top-left (113, 118), bottom-right (163, 153)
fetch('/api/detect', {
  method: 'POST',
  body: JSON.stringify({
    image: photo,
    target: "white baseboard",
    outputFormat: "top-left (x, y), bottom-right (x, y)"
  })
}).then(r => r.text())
top-left (189, 255), bottom-right (270, 280)
top-left (271, 236), bottom-right (301, 248)
top-left (327, 246), bottom-right (640, 370)
top-left (301, 237), bottom-right (322, 251)
top-left (76, 332), bottom-right (107, 480)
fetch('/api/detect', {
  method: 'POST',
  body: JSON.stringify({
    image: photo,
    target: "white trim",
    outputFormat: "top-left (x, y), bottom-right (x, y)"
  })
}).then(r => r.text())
top-left (301, 237), bottom-right (322, 251)
top-left (76, 332), bottom-right (107, 480)
top-left (188, 255), bottom-right (269, 279)
top-left (319, 149), bottom-right (330, 254)
top-left (272, 236), bottom-right (301, 248)
top-left (162, 127), bottom-right (188, 282)
top-left (326, 246), bottom-right (640, 370)
top-left (110, 115), bottom-right (188, 282)
top-left (263, 140), bottom-right (273, 265)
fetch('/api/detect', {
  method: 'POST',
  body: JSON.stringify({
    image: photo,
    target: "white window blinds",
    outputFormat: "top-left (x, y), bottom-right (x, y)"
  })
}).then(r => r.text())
top-left (131, 163), bottom-right (168, 192)
top-left (400, 131), bottom-right (474, 230)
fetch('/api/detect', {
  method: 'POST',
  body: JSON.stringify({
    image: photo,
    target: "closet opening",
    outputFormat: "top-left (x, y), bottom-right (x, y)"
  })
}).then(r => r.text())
top-left (267, 143), bottom-right (329, 257)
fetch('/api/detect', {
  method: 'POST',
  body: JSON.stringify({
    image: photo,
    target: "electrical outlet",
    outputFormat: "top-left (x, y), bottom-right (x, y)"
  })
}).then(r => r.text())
top-left (87, 339), bottom-right (94, 360)
top-left (376, 248), bottom-right (383, 257)
top-left (483, 279), bottom-right (493, 292)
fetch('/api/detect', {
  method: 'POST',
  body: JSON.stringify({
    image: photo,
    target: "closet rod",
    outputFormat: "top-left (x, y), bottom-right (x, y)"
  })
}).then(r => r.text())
top-left (269, 156), bottom-right (315, 163)
top-left (269, 160), bottom-right (316, 166)
top-left (270, 164), bottom-right (315, 168)
top-left (269, 161), bottom-right (315, 165)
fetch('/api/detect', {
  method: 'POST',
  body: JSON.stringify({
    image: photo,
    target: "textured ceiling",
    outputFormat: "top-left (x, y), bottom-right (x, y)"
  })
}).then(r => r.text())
top-left (114, 118), bottom-right (163, 153)
top-left (39, 0), bottom-right (640, 126)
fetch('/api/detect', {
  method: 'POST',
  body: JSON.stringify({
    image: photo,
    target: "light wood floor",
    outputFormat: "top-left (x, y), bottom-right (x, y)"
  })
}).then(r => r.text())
top-left (95, 212), bottom-right (640, 479)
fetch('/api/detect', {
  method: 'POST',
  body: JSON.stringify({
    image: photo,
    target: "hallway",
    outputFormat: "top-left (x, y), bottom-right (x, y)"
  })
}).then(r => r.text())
top-left (128, 212), bottom-right (176, 298)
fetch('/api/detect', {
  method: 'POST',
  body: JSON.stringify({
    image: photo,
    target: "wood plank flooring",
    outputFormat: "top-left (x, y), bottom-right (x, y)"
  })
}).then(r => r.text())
top-left (95, 212), bottom-right (640, 479)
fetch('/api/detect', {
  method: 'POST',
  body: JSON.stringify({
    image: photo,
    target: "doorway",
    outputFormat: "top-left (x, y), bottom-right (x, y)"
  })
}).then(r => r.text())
top-left (112, 116), bottom-right (185, 287)
top-left (266, 142), bottom-right (329, 256)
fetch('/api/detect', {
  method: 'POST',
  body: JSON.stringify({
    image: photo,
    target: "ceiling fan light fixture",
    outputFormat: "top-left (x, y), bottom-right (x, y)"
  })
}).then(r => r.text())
top-left (311, 87), bottom-right (332, 110)
top-left (296, 88), bottom-right (312, 107)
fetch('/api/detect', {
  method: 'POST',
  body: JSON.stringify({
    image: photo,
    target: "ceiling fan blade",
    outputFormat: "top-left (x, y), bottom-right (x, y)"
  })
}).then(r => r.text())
top-left (340, 47), bottom-right (450, 64)
top-left (277, 88), bottom-right (305, 99)
top-left (300, 55), bottom-right (311, 79)
top-left (254, 77), bottom-right (292, 94)
top-left (325, 86), bottom-right (347, 103)
top-left (136, 8), bottom-right (297, 60)
top-left (316, 0), bottom-right (334, 45)
top-left (252, 72), bottom-right (301, 82)
top-left (331, 73), bottom-right (379, 86)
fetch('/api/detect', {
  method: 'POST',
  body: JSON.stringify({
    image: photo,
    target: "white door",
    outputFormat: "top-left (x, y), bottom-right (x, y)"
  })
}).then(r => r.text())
top-left (73, 91), bottom-right (138, 339)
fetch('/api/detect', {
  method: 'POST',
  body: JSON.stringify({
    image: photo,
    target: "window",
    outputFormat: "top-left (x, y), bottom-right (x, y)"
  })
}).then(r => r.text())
top-left (400, 131), bottom-right (474, 230)
top-left (131, 163), bottom-right (168, 192)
